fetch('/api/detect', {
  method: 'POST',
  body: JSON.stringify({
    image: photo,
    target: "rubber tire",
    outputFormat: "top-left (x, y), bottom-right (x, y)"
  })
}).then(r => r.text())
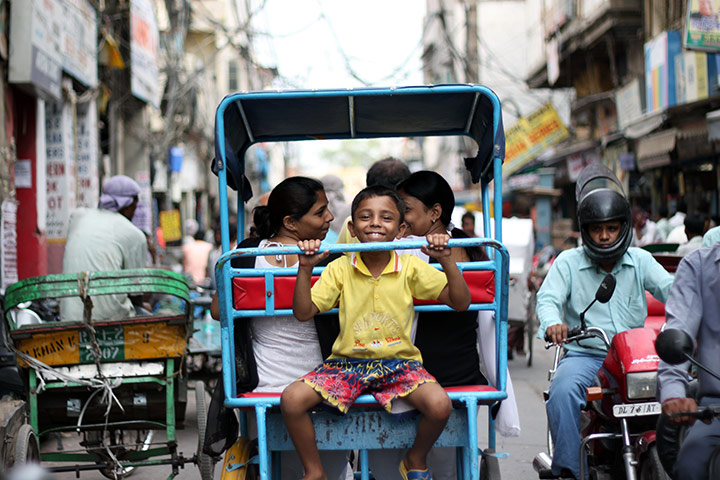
top-left (196, 381), bottom-right (215, 480)
top-left (480, 448), bottom-right (501, 480)
top-left (13, 423), bottom-right (40, 466)
top-left (526, 314), bottom-right (535, 367)
top-left (639, 444), bottom-right (670, 480)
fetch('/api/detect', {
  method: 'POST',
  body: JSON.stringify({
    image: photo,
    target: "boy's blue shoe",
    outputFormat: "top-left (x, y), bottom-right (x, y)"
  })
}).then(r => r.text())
top-left (399, 460), bottom-right (433, 480)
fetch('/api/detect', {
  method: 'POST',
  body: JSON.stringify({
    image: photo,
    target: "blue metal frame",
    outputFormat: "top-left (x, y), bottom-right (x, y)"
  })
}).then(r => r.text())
top-left (213, 85), bottom-right (508, 480)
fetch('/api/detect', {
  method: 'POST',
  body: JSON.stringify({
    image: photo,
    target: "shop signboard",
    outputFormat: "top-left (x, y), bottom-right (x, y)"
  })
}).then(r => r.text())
top-left (130, 0), bottom-right (160, 108)
top-left (60, 0), bottom-right (98, 88)
top-left (684, 0), bottom-right (720, 52)
top-left (45, 101), bottom-right (76, 242)
top-left (503, 103), bottom-right (570, 178)
top-left (8, 0), bottom-right (62, 99)
top-left (616, 79), bottom-right (643, 130)
top-left (76, 99), bottom-right (99, 208)
top-left (645, 30), bottom-right (682, 113)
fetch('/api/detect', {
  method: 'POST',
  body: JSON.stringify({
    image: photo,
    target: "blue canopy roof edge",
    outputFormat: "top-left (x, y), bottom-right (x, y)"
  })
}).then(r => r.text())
top-left (212, 84), bottom-right (506, 200)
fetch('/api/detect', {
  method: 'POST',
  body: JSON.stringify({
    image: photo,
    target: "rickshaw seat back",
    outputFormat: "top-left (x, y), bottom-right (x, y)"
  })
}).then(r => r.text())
top-left (231, 270), bottom-right (495, 312)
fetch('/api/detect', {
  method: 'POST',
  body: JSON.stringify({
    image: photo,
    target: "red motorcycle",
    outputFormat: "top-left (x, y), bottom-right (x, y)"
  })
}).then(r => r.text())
top-left (534, 274), bottom-right (670, 480)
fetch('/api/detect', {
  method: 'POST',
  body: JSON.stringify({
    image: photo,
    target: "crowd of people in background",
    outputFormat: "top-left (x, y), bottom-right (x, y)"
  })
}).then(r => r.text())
top-left (631, 200), bottom-right (720, 256)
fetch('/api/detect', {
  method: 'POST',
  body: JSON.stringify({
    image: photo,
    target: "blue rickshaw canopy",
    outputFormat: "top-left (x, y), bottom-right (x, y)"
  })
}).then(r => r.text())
top-left (212, 84), bottom-right (506, 201)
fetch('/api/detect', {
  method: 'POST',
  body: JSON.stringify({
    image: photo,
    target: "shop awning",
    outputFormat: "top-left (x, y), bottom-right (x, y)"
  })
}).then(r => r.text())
top-left (624, 111), bottom-right (665, 139)
top-left (707, 109), bottom-right (720, 141)
top-left (635, 128), bottom-right (676, 170)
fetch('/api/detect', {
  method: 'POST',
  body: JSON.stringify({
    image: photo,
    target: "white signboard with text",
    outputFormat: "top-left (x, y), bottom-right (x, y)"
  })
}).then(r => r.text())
top-left (130, 0), bottom-right (160, 107)
top-left (61, 0), bottom-right (98, 87)
top-left (1, 200), bottom-right (18, 289)
top-left (45, 101), bottom-right (76, 241)
top-left (8, 0), bottom-right (62, 99)
top-left (76, 99), bottom-right (99, 207)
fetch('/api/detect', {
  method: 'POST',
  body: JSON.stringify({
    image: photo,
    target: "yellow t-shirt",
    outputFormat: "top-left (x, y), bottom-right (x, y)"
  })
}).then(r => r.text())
top-left (310, 251), bottom-right (448, 362)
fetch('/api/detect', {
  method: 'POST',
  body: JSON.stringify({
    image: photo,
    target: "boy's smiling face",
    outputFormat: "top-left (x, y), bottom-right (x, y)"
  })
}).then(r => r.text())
top-left (348, 195), bottom-right (402, 243)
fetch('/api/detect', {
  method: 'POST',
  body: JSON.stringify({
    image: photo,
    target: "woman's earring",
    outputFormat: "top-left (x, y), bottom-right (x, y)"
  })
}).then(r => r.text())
top-left (432, 218), bottom-right (436, 224)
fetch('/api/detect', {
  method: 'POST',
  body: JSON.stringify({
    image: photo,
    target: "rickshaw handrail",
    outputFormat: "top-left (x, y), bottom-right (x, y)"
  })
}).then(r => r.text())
top-left (3, 268), bottom-right (190, 330)
top-left (216, 237), bottom-right (506, 270)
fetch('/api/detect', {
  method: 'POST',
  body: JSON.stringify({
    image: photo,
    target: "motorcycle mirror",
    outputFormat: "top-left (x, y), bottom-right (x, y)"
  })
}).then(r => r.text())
top-left (655, 329), bottom-right (694, 365)
top-left (595, 273), bottom-right (616, 304)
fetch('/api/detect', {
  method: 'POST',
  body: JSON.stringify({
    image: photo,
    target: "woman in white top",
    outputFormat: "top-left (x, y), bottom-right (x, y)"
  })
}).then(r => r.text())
top-left (208, 176), bottom-right (350, 479)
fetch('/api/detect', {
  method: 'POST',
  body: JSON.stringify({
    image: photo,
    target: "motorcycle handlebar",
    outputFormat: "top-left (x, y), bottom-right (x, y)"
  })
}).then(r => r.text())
top-left (544, 326), bottom-right (611, 349)
top-left (668, 404), bottom-right (720, 421)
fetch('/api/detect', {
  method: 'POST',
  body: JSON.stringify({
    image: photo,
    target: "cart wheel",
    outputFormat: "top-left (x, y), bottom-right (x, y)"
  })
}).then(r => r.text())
top-left (480, 448), bottom-right (501, 480)
top-left (196, 381), bottom-right (215, 480)
top-left (13, 424), bottom-right (40, 466)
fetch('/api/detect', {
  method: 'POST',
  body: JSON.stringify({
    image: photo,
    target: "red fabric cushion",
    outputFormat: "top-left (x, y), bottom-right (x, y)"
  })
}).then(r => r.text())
top-left (232, 271), bottom-right (495, 311)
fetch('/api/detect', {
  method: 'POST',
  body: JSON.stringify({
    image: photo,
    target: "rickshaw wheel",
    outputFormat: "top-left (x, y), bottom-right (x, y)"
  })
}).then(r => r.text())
top-left (13, 424), bottom-right (40, 466)
top-left (480, 448), bottom-right (501, 480)
top-left (196, 381), bottom-right (215, 480)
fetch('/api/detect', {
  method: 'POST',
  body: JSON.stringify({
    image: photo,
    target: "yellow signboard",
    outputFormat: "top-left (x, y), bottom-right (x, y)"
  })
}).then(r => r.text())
top-left (159, 209), bottom-right (182, 243)
top-left (16, 321), bottom-right (187, 367)
top-left (503, 103), bottom-right (570, 177)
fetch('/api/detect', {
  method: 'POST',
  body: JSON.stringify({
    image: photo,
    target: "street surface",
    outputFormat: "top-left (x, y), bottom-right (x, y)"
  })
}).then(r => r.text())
top-left (41, 336), bottom-right (553, 479)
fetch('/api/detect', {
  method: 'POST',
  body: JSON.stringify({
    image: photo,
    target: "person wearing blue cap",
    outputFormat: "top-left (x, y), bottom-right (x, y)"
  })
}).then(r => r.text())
top-left (60, 175), bottom-right (149, 321)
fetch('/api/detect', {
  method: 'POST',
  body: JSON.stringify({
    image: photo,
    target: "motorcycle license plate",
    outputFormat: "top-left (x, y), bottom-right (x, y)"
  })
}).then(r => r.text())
top-left (613, 402), bottom-right (661, 417)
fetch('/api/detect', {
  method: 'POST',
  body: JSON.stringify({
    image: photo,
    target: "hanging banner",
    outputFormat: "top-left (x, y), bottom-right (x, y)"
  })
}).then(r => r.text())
top-left (130, 0), bottom-right (160, 107)
top-left (503, 103), bottom-right (570, 178)
top-left (684, 0), bottom-right (720, 52)
top-left (1, 200), bottom-right (18, 288)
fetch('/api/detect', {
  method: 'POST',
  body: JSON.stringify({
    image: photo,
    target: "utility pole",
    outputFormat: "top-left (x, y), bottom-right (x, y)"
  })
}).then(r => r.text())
top-left (465, 0), bottom-right (479, 83)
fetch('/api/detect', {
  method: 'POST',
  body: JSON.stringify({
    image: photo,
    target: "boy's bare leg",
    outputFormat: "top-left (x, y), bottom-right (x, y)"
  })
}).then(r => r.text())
top-left (401, 382), bottom-right (452, 471)
top-left (280, 381), bottom-right (327, 480)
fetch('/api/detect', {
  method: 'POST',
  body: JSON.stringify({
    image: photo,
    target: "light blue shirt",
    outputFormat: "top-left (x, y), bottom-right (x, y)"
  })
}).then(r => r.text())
top-left (658, 244), bottom-right (720, 402)
top-left (536, 246), bottom-right (673, 355)
top-left (702, 225), bottom-right (720, 247)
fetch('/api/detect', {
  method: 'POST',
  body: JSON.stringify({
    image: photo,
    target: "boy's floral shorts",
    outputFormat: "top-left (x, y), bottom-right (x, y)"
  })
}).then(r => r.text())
top-left (299, 358), bottom-right (437, 414)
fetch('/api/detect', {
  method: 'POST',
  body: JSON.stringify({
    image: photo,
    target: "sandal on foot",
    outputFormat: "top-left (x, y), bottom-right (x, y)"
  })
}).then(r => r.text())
top-left (399, 460), bottom-right (433, 480)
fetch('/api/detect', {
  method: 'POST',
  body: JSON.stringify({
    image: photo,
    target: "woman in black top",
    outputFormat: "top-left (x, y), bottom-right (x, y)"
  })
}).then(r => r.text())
top-left (397, 170), bottom-right (488, 387)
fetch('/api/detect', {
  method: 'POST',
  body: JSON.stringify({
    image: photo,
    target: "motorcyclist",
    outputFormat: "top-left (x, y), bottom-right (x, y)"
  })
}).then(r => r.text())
top-left (536, 164), bottom-right (673, 479)
top-left (657, 242), bottom-right (720, 480)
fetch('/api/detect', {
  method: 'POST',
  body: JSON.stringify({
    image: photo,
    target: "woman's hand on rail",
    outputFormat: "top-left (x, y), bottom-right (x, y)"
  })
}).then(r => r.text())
top-left (297, 239), bottom-right (330, 268)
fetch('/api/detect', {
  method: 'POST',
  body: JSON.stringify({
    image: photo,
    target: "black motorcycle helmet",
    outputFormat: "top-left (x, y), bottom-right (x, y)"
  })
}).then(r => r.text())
top-left (575, 164), bottom-right (632, 265)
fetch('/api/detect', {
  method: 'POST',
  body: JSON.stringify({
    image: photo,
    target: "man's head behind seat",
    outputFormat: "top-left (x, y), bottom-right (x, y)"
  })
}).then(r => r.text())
top-left (366, 157), bottom-right (411, 188)
top-left (99, 175), bottom-right (141, 220)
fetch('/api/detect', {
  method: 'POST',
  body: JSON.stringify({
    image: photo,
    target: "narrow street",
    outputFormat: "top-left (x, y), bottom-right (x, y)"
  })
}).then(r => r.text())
top-left (39, 335), bottom-right (553, 480)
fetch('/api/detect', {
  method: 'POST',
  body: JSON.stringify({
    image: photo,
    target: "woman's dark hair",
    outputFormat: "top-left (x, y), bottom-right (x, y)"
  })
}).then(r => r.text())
top-left (251, 176), bottom-right (324, 239)
top-left (396, 170), bottom-right (454, 227)
top-left (398, 171), bottom-right (488, 261)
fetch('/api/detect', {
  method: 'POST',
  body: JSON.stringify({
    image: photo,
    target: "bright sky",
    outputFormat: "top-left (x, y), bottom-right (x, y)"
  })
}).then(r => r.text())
top-left (254, 1), bottom-right (426, 89)
top-left (252, 1), bottom-right (428, 178)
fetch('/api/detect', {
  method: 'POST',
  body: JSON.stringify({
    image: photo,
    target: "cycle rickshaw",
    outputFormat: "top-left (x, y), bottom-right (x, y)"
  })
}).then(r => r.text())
top-left (2, 268), bottom-right (211, 478)
top-left (212, 85), bottom-right (510, 480)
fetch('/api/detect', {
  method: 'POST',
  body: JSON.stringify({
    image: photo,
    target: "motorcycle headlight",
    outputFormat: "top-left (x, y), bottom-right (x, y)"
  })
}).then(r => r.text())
top-left (626, 371), bottom-right (657, 400)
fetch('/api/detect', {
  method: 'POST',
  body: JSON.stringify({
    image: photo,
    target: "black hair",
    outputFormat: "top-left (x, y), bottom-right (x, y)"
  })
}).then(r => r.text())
top-left (462, 212), bottom-right (475, 224)
top-left (396, 170), bottom-right (454, 227)
top-left (351, 185), bottom-right (406, 223)
top-left (366, 157), bottom-right (411, 188)
top-left (251, 176), bottom-right (324, 239)
top-left (684, 213), bottom-right (706, 237)
top-left (658, 205), bottom-right (668, 218)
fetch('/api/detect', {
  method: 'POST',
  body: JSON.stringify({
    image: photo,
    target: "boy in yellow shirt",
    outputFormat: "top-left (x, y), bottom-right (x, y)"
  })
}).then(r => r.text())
top-left (281, 185), bottom-right (471, 480)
